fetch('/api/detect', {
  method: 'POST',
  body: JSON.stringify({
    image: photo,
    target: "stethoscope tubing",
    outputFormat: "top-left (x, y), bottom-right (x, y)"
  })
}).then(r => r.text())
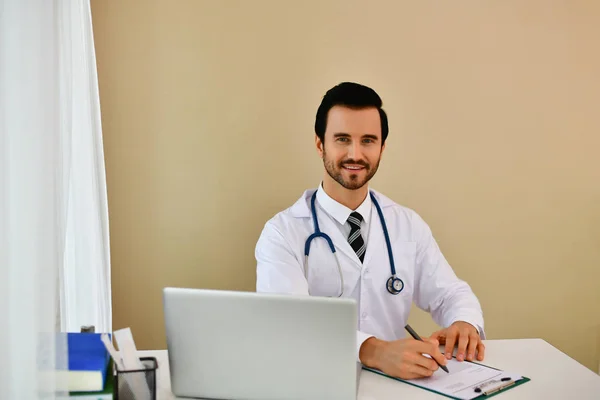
top-left (304, 190), bottom-right (403, 296)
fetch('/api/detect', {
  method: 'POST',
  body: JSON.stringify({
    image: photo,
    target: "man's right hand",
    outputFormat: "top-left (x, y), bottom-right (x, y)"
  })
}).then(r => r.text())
top-left (359, 336), bottom-right (447, 379)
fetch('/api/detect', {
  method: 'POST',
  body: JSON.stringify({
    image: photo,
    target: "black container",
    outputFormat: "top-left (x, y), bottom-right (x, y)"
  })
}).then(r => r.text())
top-left (114, 357), bottom-right (158, 400)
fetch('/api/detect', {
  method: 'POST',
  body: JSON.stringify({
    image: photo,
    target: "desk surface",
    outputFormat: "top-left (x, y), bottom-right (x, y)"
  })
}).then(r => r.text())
top-left (140, 338), bottom-right (600, 400)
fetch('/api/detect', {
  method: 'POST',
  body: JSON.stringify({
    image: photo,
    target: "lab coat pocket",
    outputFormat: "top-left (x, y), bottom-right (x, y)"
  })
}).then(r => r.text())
top-left (305, 239), bottom-right (344, 297)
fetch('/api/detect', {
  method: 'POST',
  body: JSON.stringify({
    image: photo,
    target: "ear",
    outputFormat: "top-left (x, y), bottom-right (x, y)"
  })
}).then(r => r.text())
top-left (315, 135), bottom-right (324, 158)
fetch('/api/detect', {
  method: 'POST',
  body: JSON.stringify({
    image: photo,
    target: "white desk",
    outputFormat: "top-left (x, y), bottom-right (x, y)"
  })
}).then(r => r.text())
top-left (139, 339), bottom-right (600, 399)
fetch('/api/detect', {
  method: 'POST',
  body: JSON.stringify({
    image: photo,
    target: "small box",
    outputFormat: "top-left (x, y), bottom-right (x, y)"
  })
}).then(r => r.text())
top-left (113, 357), bottom-right (158, 400)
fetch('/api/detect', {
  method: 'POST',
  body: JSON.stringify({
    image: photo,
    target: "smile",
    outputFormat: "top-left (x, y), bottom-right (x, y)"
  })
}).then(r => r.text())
top-left (343, 165), bottom-right (365, 171)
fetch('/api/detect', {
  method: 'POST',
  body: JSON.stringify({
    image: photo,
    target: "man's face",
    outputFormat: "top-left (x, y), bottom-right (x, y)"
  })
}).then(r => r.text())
top-left (316, 105), bottom-right (384, 190)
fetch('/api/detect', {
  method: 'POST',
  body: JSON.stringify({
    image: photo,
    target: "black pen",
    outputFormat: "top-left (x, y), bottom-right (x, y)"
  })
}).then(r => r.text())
top-left (405, 324), bottom-right (449, 373)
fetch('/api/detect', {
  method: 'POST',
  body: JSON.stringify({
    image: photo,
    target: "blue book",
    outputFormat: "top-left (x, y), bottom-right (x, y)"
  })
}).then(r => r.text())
top-left (61, 333), bottom-right (111, 392)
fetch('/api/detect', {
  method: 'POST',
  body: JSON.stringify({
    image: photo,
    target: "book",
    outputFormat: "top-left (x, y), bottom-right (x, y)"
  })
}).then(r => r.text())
top-left (55, 333), bottom-right (111, 392)
top-left (66, 361), bottom-right (114, 399)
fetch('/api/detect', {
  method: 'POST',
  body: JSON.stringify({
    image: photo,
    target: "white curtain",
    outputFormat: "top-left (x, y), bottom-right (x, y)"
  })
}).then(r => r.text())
top-left (0, 0), bottom-right (111, 398)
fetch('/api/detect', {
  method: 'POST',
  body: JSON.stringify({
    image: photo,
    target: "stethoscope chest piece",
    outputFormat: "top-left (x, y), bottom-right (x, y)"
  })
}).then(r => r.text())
top-left (386, 276), bottom-right (404, 295)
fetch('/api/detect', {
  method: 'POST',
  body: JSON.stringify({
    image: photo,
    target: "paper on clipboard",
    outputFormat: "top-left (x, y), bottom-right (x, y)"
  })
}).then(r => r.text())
top-left (365, 359), bottom-right (524, 400)
top-left (408, 359), bottom-right (522, 399)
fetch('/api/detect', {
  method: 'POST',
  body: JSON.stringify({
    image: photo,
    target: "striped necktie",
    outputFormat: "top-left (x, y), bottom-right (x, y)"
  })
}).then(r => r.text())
top-left (347, 212), bottom-right (365, 263)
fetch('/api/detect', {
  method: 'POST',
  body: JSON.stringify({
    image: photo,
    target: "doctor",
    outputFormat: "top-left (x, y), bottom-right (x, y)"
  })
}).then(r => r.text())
top-left (255, 82), bottom-right (485, 380)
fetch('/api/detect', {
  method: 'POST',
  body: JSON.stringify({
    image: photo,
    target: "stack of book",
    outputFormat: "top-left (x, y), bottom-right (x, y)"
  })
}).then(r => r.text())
top-left (56, 332), bottom-right (114, 399)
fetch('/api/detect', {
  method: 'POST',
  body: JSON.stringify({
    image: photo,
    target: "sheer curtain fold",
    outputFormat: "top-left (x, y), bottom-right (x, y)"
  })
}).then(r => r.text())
top-left (59, 0), bottom-right (112, 335)
top-left (0, 0), bottom-right (111, 398)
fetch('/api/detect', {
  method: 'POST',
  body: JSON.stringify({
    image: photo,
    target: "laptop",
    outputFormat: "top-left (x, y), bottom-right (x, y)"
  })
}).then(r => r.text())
top-left (163, 287), bottom-right (359, 400)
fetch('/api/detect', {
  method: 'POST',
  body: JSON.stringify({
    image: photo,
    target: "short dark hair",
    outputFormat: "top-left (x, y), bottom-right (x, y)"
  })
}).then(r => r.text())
top-left (314, 82), bottom-right (388, 145)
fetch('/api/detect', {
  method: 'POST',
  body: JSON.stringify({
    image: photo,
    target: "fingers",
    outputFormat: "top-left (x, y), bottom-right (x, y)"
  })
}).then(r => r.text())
top-left (413, 340), bottom-right (447, 368)
top-left (456, 330), bottom-right (469, 361)
top-left (429, 330), bottom-right (446, 345)
top-left (385, 339), bottom-right (452, 380)
top-left (477, 340), bottom-right (486, 361)
top-left (466, 333), bottom-right (479, 361)
top-left (411, 352), bottom-right (440, 372)
top-left (444, 327), bottom-right (458, 360)
top-left (381, 340), bottom-right (439, 380)
top-left (398, 353), bottom-right (437, 379)
top-left (406, 363), bottom-right (436, 379)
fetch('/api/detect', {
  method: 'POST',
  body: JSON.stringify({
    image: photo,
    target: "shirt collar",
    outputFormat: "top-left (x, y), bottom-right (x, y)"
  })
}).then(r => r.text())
top-left (315, 183), bottom-right (372, 226)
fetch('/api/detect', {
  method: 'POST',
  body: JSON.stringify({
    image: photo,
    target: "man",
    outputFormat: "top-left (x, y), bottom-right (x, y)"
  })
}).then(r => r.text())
top-left (255, 82), bottom-right (485, 380)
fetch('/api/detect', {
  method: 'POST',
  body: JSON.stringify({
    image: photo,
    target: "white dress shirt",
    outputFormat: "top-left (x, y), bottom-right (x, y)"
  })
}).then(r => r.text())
top-left (315, 183), bottom-right (372, 252)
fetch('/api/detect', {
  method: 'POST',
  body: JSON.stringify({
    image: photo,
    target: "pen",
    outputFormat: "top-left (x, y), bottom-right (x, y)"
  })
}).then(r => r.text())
top-left (405, 324), bottom-right (449, 373)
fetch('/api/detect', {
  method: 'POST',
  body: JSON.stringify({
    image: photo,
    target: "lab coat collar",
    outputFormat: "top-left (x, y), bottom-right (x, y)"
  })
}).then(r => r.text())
top-left (290, 185), bottom-right (394, 218)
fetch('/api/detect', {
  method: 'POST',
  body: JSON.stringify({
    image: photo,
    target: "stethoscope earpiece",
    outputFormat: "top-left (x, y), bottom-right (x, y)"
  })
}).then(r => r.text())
top-left (386, 276), bottom-right (404, 295)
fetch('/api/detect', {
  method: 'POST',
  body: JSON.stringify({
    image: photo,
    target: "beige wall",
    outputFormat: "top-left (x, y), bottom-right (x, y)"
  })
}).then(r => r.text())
top-left (91, 0), bottom-right (600, 371)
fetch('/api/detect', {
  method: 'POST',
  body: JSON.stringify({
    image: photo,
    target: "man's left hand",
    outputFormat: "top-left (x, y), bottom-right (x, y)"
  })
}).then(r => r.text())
top-left (428, 321), bottom-right (485, 362)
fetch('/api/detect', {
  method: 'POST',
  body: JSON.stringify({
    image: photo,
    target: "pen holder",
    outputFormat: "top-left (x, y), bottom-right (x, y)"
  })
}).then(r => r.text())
top-left (114, 357), bottom-right (158, 400)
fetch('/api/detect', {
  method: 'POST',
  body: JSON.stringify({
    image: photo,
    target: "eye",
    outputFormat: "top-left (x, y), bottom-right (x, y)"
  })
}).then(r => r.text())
top-left (336, 137), bottom-right (349, 142)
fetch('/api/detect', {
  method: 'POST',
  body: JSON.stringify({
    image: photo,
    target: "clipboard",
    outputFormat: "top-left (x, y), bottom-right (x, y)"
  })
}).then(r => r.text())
top-left (362, 357), bottom-right (531, 400)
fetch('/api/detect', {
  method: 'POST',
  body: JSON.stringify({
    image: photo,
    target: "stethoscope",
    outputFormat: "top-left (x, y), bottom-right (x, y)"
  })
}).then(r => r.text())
top-left (303, 190), bottom-right (404, 297)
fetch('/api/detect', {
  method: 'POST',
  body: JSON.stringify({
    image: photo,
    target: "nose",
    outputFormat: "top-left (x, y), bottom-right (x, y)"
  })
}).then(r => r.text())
top-left (347, 141), bottom-right (364, 160)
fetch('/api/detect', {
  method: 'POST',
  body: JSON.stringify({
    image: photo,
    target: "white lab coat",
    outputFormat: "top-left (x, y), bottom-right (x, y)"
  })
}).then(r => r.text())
top-left (255, 188), bottom-right (485, 359)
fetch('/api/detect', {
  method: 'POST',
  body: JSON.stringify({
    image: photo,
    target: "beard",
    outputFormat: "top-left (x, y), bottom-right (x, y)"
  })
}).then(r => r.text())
top-left (323, 149), bottom-right (380, 190)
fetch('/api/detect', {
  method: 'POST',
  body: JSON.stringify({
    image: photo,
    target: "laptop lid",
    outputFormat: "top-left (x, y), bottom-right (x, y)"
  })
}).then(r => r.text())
top-left (163, 287), bottom-right (358, 400)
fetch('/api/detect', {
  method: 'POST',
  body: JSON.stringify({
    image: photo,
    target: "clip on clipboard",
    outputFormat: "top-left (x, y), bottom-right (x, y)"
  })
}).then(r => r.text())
top-left (474, 376), bottom-right (517, 396)
top-left (363, 356), bottom-right (530, 400)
